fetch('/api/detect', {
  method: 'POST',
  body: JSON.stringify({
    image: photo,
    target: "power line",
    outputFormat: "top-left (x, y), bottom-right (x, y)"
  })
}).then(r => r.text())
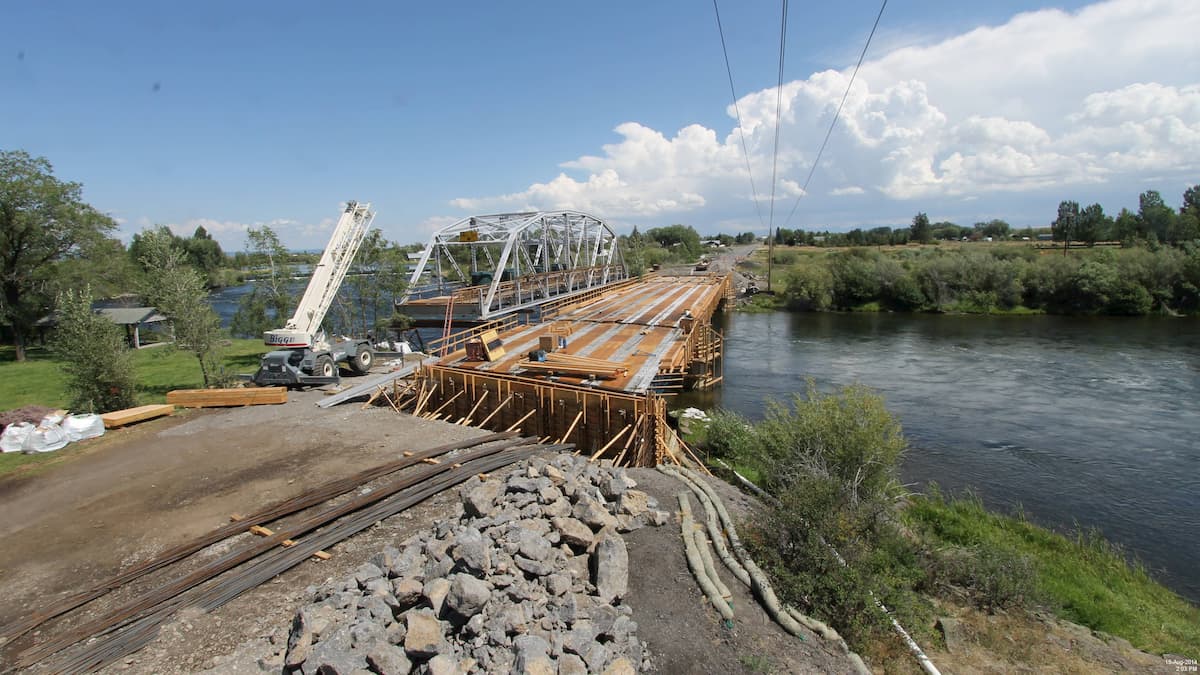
top-left (712, 0), bottom-right (766, 230)
top-left (767, 0), bottom-right (789, 234)
top-left (766, 0), bottom-right (788, 292)
top-left (781, 0), bottom-right (888, 230)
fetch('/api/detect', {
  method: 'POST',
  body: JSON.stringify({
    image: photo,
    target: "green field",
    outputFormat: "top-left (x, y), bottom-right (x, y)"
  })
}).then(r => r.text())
top-left (0, 339), bottom-right (267, 410)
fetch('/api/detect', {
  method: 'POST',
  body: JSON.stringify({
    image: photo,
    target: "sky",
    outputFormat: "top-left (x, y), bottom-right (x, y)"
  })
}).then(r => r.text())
top-left (3, 0), bottom-right (1198, 251)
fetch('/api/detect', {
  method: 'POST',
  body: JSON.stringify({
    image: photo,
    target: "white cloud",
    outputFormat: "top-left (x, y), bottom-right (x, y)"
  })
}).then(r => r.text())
top-left (831, 186), bottom-right (865, 196)
top-left (451, 0), bottom-right (1199, 227)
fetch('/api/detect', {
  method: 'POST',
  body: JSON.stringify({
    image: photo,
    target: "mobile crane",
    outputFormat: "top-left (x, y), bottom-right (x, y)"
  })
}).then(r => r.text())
top-left (251, 201), bottom-right (376, 387)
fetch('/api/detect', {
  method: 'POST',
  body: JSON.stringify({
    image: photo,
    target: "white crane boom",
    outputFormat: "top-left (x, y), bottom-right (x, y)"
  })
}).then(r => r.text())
top-left (263, 201), bottom-right (375, 349)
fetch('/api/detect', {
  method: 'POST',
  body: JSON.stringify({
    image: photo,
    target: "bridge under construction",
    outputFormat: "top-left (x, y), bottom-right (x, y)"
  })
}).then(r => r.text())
top-left (392, 211), bottom-right (732, 468)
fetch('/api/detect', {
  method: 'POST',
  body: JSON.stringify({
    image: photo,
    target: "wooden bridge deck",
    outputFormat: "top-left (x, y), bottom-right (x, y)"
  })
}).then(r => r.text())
top-left (437, 274), bottom-right (728, 393)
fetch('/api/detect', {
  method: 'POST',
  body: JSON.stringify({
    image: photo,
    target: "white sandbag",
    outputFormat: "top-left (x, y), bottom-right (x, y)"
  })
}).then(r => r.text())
top-left (62, 413), bottom-right (105, 442)
top-left (24, 423), bottom-right (69, 453)
top-left (0, 422), bottom-right (34, 453)
top-left (41, 412), bottom-right (65, 427)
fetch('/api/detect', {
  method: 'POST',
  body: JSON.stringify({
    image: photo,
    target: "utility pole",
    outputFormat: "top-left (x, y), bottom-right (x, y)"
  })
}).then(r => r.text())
top-left (766, 227), bottom-right (775, 293)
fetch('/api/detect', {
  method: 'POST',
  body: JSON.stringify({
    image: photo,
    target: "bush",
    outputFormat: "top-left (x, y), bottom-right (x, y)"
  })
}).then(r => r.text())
top-left (783, 265), bottom-right (833, 311)
top-left (51, 287), bottom-right (138, 413)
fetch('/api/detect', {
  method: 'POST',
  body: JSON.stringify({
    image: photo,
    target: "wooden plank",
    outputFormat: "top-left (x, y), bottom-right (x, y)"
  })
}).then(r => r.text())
top-left (100, 404), bottom-right (175, 429)
top-left (167, 387), bottom-right (287, 407)
top-left (246, 524), bottom-right (330, 559)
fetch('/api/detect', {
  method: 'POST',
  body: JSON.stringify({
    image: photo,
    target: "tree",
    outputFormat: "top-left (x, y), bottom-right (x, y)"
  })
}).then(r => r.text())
top-left (735, 231), bottom-right (757, 244)
top-left (1076, 203), bottom-right (1112, 245)
top-left (231, 225), bottom-right (294, 339)
top-left (1138, 190), bottom-right (1176, 243)
top-left (1052, 200), bottom-right (1079, 256)
top-left (645, 224), bottom-right (702, 260)
top-left (976, 219), bottom-right (1011, 239)
top-left (1113, 208), bottom-right (1140, 243)
top-left (330, 229), bottom-right (409, 338)
top-left (51, 285), bottom-right (138, 413)
top-left (0, 150), bottom-right (117, 360)
top-left (137, 230), bottom-right (226, 387)
top-left (910, 212), bottom-right (932, 244)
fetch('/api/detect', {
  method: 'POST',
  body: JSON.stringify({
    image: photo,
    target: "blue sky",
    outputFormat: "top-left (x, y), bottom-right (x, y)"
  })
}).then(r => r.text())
top-left (4, 0), bottom-right (1197, 250)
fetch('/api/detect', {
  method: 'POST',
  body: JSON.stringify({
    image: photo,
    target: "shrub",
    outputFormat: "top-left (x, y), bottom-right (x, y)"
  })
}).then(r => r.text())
top-left (51, 287), bottom-right (138, 413)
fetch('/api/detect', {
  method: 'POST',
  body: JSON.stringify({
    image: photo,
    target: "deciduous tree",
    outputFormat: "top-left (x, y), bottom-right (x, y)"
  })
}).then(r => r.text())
top-left (51, 285), bottom-right (138, 412)
top-left (910, 212), bottom-right (932, 244)
top-left (137, 231), bottom-right (226, 387)
top-left (1052, 200), bottom-right (1080, 255)
top-left (0, 150), bottom-right (116, 360)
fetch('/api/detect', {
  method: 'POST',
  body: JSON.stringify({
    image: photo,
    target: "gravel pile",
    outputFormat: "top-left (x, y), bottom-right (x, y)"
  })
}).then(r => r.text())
top-left (283, 454), bottom-right (671, 674)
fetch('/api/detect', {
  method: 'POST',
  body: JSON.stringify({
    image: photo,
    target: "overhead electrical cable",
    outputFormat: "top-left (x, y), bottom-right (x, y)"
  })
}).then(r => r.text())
top-left (765, 0), bottom-right (789, 292)
top-left (712, 0), bottom-right (766, 230)
top-left (766, 0), bottom-right (789, 235)
top-left (781, 0), bottom-right (888, 230)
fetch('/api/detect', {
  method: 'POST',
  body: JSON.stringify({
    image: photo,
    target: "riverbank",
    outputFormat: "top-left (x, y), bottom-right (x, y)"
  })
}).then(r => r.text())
top-left (739, 243), bottom-right (1200, 316)
top-left (694, 386), bottom-right (1200, 666)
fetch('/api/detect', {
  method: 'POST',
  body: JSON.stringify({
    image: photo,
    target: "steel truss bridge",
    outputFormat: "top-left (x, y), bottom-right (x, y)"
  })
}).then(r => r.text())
top-left (398, 211), bottom-right (628, 323)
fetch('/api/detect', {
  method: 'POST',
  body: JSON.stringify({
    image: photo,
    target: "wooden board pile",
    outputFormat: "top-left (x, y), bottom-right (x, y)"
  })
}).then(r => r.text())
top-left (519, 352), bottom-right (630, 379)
top-left (166, 387), bottom-right (288, 407)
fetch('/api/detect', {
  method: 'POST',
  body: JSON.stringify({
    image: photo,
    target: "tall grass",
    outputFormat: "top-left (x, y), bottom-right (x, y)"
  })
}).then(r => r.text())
top-left (905, 489), bottom-right (1200, 656)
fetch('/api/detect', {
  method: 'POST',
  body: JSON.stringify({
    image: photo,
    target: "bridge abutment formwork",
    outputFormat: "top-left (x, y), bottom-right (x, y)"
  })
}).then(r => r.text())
top-left (400, 273), bottom-right (732, 467)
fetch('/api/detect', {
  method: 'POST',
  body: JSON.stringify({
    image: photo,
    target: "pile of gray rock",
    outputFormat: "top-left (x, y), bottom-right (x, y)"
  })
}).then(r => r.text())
top-left (284, 453), bottom-right (670, 674)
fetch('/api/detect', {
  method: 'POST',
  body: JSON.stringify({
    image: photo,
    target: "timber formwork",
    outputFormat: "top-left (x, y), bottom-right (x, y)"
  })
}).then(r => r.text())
top-left (410, 274), bottom-right (732, 466)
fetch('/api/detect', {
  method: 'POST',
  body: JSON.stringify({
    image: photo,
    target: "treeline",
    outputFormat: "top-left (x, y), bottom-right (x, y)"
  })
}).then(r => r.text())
top-left (780, 244), bottom-right (1200, 315)
top-left (619, 224), bottom-right (757, 274)
top-left (774, 185), bottom-right (1200, 248)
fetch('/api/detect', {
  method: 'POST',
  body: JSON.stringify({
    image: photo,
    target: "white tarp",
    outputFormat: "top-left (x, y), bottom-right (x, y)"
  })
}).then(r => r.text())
top-left (0, 422), bottom-right (34, 453)
top-left (63, 414), bottom-right (105, 442)
top-left (0, 413), bottom-right (105, 454)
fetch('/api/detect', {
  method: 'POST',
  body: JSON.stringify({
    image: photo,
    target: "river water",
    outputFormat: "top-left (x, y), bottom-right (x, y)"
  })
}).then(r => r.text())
top-left (212, 282), bottom-right (1199, 602)
top-left (684, 311), bottom-right (1200, 603)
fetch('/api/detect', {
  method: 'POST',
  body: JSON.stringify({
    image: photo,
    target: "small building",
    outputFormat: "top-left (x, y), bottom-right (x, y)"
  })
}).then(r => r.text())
top-left (97, 307), bottom-right (169, 349)
top-left (36, 304), bottom-right (169, 349)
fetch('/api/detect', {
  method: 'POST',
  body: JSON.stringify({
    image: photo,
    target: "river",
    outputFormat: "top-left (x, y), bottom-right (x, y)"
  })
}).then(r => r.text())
top-left (684, 311), bottom-right (1200, 604)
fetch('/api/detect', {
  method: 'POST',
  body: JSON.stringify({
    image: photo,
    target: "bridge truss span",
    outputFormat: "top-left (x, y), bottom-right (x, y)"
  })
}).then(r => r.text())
top-left (399, 210), bottom-right (628, 322)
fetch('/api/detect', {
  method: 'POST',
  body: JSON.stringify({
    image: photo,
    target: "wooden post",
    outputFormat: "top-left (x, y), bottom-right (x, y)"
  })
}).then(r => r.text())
top-left (588, 423), bottom-right (631, 461)
top-left (428, 389), bottom-right (465, 417)
top-left (506, 407), bottom-right (538, 433)
top-left (458, 390), bottom-right (490, 426)
top-left (477, 393), bottom-right (514, 429)
top-left (557, 409), bottom-right (584, 444)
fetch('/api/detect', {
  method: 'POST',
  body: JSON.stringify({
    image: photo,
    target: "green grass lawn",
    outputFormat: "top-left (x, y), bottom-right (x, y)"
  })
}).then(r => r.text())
top-left (0, 339), bottom-right (268, 410)
top-left (0, 339), bottom-right (268, 477)
top-left (905, 490), bottom-right (1200, 657)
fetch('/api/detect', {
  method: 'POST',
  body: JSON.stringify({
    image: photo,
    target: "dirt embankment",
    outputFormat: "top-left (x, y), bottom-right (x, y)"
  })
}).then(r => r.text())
top-left (0, 385), bottom-right (1183, 674)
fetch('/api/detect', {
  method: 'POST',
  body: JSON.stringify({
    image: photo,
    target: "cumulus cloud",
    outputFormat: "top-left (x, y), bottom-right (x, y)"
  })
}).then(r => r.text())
top-left (452, 0), bottom-right (1200, 227)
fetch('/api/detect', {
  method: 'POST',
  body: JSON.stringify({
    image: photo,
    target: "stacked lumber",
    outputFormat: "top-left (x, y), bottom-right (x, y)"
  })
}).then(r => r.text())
top-left (166, 387), bottom-right (287, 407)
top-left (520, 352), bottom-right (630, 379)
top-left (100, 404), bottom-right (175, 429)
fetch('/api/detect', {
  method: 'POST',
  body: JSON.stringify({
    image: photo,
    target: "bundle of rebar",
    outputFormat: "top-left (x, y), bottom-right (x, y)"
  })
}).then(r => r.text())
top-left (0, 431), bottom-right (518, 646)
top-left (9, 436), bottom-right (565, 673)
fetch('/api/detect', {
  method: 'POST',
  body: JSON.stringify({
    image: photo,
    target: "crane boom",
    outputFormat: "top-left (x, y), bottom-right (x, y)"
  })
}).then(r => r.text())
top-left (264, 201), bottom-right (375, 349)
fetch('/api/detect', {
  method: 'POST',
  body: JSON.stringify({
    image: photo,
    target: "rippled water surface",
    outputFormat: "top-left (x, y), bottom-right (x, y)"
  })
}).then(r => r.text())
top-left (689, 311), bottom-right (1200, 602)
